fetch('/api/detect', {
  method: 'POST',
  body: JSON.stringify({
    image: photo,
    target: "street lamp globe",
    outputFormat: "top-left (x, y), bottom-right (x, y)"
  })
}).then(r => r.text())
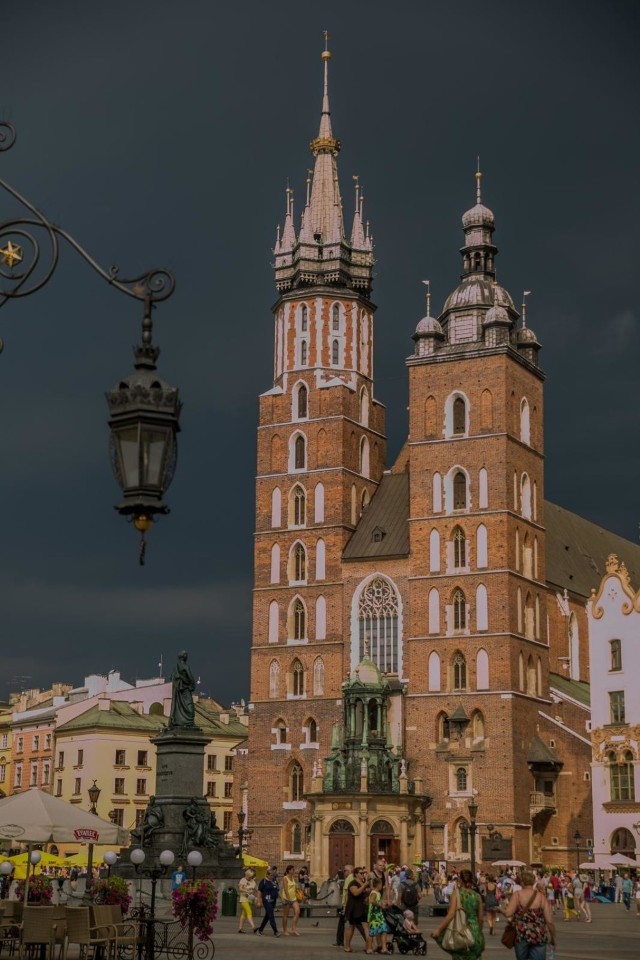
top-left (30, 851), bottom-right (42, 866)
top-left (159, 850), bottom-right (175, 867)
top-left (0, 862), bottom-right (12, 876)
top-left (187, 851), bottom-right (203, 868)
top-left (130, 849), bottom-right (146, 866)
top-left (103, 852), bottom-right (118, 867)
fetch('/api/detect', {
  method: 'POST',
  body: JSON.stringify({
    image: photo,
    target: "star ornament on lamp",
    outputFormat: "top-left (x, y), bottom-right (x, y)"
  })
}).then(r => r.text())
top-left (0, 240), bottom-right (22, 269)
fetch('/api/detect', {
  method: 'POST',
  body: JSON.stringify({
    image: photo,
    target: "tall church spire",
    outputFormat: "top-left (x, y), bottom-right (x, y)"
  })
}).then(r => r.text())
top-left (273, 37), bottom-right (374, 294)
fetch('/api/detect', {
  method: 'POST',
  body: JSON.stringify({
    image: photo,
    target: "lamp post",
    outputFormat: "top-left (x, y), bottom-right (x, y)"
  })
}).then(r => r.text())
top-left (467, 798), bottom-right (478, 879)
top-left (186, 850), bottom-right (203, 882)
top-left (103, 851), bottom-right (118, 878)
top-left (0, 860), bottom-right (12, 899)
top-left (130, 848), bottom-right (175, 960)
top-left (0, 121), bottom-right (181, 565)
top-left (237, 811), bottom-right (253, 858)
top-left (573, 831), bottom-right (582, 870)
top-left (81, 779), bottom-right (101, 902)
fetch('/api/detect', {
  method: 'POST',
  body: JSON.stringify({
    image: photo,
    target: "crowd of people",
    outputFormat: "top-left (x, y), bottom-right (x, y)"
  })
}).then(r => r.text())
top-left (237, 853), bottom-right (639, 957)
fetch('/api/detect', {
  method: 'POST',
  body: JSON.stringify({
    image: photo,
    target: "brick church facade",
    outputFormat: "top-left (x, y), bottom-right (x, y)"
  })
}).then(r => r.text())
top-left (242, 46), bottom-right (638, 878)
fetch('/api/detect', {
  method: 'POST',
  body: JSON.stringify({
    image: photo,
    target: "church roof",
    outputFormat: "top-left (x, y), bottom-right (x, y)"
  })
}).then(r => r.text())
top-left (343, 473), bottom-right (410, 560)
top-left (527, 734), bottom-right (562, 767)
top-left (343, 477), bottom-right (640, 599)
top-left (548, 671), bottom-right (591, 708)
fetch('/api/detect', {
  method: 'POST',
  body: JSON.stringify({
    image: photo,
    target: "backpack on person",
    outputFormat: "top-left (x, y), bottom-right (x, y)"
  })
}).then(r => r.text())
top-left (401, 881), bottom-right (419, 908)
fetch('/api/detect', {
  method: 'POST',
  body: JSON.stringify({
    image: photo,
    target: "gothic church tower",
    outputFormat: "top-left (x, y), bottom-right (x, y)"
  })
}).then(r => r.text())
top-left (246, 43), bottom-right (387, 863)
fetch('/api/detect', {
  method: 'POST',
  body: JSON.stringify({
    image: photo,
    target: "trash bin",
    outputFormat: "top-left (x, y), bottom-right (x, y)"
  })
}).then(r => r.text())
top-left (309, 881), bottom-right (318, 900)
top-left (221, 886), bottom-right (238, 916)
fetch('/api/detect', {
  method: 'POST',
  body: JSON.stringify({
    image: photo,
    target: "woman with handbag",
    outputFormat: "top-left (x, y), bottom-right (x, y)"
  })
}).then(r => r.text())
top-left (431, 869), bottom-right (485, 959)
top-left (503, 870), bottom-right (555, 960)
top-left (281, 864), bottom-right (301, 936)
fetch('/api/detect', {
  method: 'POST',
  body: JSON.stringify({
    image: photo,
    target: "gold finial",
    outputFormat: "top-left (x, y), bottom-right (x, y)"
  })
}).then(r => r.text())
top-left (522, 290), bottom-right (531, 328)
top-left (322, 29), bottom-right (331, 60)
top-left (422, 279), bottom-right (431, 316)
top-left (475, 155), bottom-right (482, 205)
top-left (0, 240), bottom-right (23, 269)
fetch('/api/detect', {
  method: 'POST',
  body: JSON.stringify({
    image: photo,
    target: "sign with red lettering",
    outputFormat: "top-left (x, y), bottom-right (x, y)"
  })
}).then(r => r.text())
top-left (73, 828), bottom-right (99, 841)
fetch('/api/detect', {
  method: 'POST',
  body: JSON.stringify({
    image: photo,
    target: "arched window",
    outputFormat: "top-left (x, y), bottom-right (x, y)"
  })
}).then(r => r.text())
top-left (453, 589), bottom-right (466, 631)
top-left (332, 303), bottom-right (340, 331)
top-left (271, 434), bottom-right (283, 472)
top-left (453, 471), bottom-right (467, 510)
top-left (433, 472), bottom-right (442, 512)
top-left (520, 398), bottom-right (531, 445)
top-left (526, 655), bottom-right (536, 696)
top-left (360, 436), bottom-right (370, 478)
top-left (300, 304), bottom-right (308, 332)
top-left (524, 593), bottom-right (534, 640)
top-left (523, 533), bottom-right (532, 578)
top-left (290, 484), bottom-right (306, 526)
top-left (453, 526), bottom-right (466, 568)
top-left (610, 638), bottom-right (622, 672)
top-left (609, 751), bottom-right (635, 801)
top-left (357, 576), bottom-right (400, 674)
top-left (611, 826), bottom-right (636, 855)
top-left (314, 482), bottom-right (325, 523)
top-left (453, 651), bottom-right (467, 690)
top-left (428, 651), bottom-right (441, 691)
top-left (271, 487), bottom-right (282, 527)
top-left (569, 613), bottom-right (579, 680)
top-left (425, 395), bottom-right (436, 437)
top-left (513, 470), bottom-right (518, 510)
top-left (290, 542), bottom-right (306, 583)
top-left (269, 661), bottom-right (280, 698)
top-left (290, 762), bottom-right (304, 801)
top-left (291, 659), bottom-right (305, 697)
top-left (472, 711), bottom-right (485, 741)
top-left (361, 489), bottom-right (370, 513)
top-left (476, 648), bottom-right (489, 689)
top-left (360, 388), bottom-right (369, 427)
top-left (315, 539), bottom-right (326, 580)
top-left (351, 484), bottom-right (357, 525)
top-left (533, 480), bottom-right (538, 521)
top-left (270, 543), bottom-right (280, 583)
top-left (300, 340), bottom-right (308, 366)
top-left (480, 389), bottom-right (493, 430)
top-left (533, 536), bottom-right (539, 578)
top-left (478, 468), bottom-right (488, 508)
top-left (518, 652), bottom-right (524, 690)
top-left (290, 597), bottom-right (306, 641)
top-left (290, 820), bottom-right (302, 853)
top-left (458, 820), bottom-right (470, 854)
top-left (313, 657), bottom-right (324, 695)
top-left (293, 434), bottom-right (306, 471)
top-left (296, 383), bottom-right (308, 419)
top-left (332, 339), bottom-right (340, 365)
top-left (537, 656), bottom-right (542, 696)
top-left (453, 397), bottom-right (466, 435)
top-left (521, 473), bottom-right (531, 519)
top-left (437, 712), bottom-right (450, 742)
top-left (456, 767), bottom-right (468, 792)
top-left (307, 718), bottom-right (318, 742)
top-left (476, 524), bottom-right (488, 568)
top-left (315, 596), bottom-right (326, 640)
top-left (535, 594), bottom-right (541, 640)
top-left (517, 587), bottom-right (523, 633)
top-left (275, 719), bottom-right (287, 744)
top-left (429, 529), bottom-right (441, 572)
top-left (268, 600), bottom-right (279, 643)
top-left (428, 587), bottom-right (440, 634)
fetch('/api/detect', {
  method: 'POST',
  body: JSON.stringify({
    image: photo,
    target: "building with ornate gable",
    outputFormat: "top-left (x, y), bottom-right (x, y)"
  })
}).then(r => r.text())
top-left (243, 44), bottom-right (640, 877)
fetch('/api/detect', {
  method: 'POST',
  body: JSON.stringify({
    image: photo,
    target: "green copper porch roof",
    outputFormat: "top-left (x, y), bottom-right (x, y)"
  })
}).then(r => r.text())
top-left (56, 701), bottom-right (165, 733)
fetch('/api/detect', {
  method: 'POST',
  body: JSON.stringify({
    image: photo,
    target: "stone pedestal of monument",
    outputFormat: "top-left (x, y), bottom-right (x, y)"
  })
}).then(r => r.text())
top-left (116, 725), bottom-right (241, 880)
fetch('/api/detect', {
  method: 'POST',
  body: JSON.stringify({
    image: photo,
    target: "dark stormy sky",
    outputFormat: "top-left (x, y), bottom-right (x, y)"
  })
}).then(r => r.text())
top-left (1, 1), bottom-right (638, 703)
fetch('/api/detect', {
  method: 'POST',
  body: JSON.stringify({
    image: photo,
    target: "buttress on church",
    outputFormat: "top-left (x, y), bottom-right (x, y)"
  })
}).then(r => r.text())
top-left (240, 45), bottom-right (640, 878)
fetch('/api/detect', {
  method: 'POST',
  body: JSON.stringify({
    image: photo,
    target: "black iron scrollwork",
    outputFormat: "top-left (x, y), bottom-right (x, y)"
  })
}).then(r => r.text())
top-left (0, 121), bottom-right (175, 320)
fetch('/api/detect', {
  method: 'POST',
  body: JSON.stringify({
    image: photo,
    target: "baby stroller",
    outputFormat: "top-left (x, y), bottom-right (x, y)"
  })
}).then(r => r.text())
top-left (383, 905), bottom-right (427, 955)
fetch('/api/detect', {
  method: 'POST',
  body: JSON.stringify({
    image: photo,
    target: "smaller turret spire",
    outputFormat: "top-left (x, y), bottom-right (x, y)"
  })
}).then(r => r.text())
top-left (280, 182), bottom-right (296, 250)
top-left (476, 155), bottom-right (483, 204)
top-left (522, 290), bottom-right (532, 328)
top-left (422, 278), bottom-right (431, 316)
top-left (350, 175), bottom-right (366, 247)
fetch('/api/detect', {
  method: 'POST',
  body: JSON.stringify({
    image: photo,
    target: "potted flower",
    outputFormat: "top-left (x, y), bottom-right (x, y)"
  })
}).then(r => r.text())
top-left (90, 876), bottom-right (132, 915)
top-left (171, 880), bottom-right (218, 943)
top-left (15, 874), bottom-right (53, 904)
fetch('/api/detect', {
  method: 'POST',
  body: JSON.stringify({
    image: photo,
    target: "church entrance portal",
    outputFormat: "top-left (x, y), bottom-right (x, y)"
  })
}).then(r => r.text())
top-left (370, 819), bottom-right (399, 866)
top-left (329, 819), bottom-right (355, 876)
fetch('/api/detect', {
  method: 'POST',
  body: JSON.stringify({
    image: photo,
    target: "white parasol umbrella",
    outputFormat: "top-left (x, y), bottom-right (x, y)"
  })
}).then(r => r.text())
top-left (492, 859), bottom-right (526, 867)
top-left (0, 788), bottom-right (128, 901)
top-left (608, 853), bottom-right (637, 867)
top-left (579, 862), bottom-right (597, 870)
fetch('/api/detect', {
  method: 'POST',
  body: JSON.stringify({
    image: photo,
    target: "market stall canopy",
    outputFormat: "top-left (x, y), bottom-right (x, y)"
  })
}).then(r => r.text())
top-left (242, 853), bottom-right (268, 879)
top-left (491, 859), bottom-right (526, 867)
top-left (7, 852), bottom-right (67, 868)
top-left (579, 862), bottom-right (598, 870)
top-left (0, 788), bottom-right (128, 845)
top-left (608, 853), bottom-right (637, 867)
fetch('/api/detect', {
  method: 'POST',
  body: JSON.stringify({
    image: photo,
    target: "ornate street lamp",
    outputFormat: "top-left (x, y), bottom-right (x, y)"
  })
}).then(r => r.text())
top-left (82, 780), bottom-right (101, 903)
top-left (0, 121), bottom-right (180, 564)
top-left (103, 850), bottom-right (118, 878)
top-left (0, 860), bottom-right (12, 899)
top-left (467, 798), bottom-right (478, 879)
top-left (237, 811), bottom-right (253, 858)
top-left (573, 830), bottom-right (582, 870)
top-left (187, 849), bottom-right (203, 881)
top-left (130, 848), bottom-right (175, 960)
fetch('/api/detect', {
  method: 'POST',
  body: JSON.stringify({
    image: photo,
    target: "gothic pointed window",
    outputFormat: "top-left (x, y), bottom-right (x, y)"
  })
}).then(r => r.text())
top-left (294, 434), bottom-right (306, 470)
top-left (300, 340), bottom-right (308, 366)
top-left (308, 718), bottom-right (318, 742)
top-left (453, 526), bottom-right (466, 568)
top-left (297, 384), bottom-right (308, 419)
top-left (291, 820), bottom-right (302, 853)
top-left (332, 339), bottom-right (340, 365)
top-left (291, 598), bottom-right (306, 641)
top-left (456, 767), bottom-right (468, 792)
top-left (300, 304), bottom-right (308, 332)
top-left (269, 661), bottom-right (280, 698)
top-left (291, 762), bottom-right (304, 801)
top-left (458, 819), bottom-right (470, 853)
top-left (313, 656), bottom-right (324, 695)
top-left (290, 485), bottom-right (306, 527)
top-left (292, 659), bottom-right (304, 697)
top-left (453, 590), bottom-right (466, 630)
top-left (332, 304), bottom-right (340, 331)
top-left (453, 397), bottom-right (466, 435)
top-left (357, 576), bottom-right (400, 674)
top-left (453, 471), bottom-right (467, 510)
top-left (453, 651), bottom-right (467, 690)
top-left (290, 542), bottom-right (306, 582)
